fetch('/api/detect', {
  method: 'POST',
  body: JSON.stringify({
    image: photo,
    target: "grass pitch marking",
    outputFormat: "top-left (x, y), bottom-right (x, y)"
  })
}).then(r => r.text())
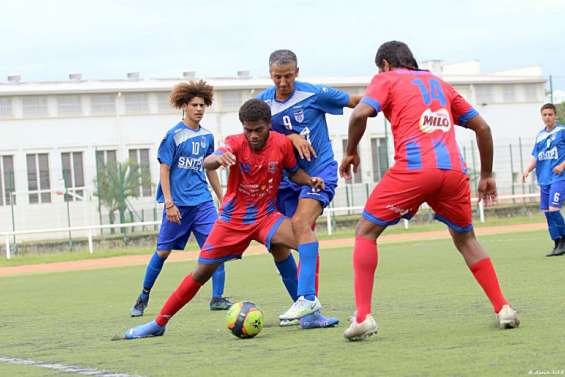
top-left (0, 356), bottom-right (150, 377)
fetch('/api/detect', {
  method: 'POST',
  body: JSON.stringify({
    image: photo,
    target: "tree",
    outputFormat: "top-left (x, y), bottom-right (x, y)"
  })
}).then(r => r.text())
top-left (94, 160), bottom-right (152, 228)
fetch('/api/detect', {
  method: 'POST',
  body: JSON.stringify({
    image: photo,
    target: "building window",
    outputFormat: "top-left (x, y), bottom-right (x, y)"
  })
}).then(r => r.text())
top-left (22, 96), bottom-right (48, 117)
top-left (219, 90), bottom-right (242, 111)
top-left (371, 137), bottom-right (389, 182)
top-left (26, 153), bottom-right (51, 204)
top-left (57, 95), bottom-right (82, 116)
top-left (524, 84), bottom-right (542, 103)
top-left (156, 92), bottom-right (175, 113)
top-left (95, 149), bottom-right (117, 171)
top-left (0, 155), bottom-right (16, 206)
top-left (61, 152), bottom-right (85, 201)
top-left (0, 97), bottom-right (13, 118)
top-left (124, 93), bottom-right (149, 114)
top-left (128, 148), bottom-right (152, 197)
top-left (342, 139), bottom-right (362, 183)
top-left (91, 94), bottom-right (116, 115)
top-left (474, 85), bottom-right (494, 105)
top-left (502, 85), bottom-right (516, 103)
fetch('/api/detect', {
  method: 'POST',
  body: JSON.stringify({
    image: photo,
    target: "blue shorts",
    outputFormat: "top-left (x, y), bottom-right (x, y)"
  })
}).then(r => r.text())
top-left (156, 200), bottom-right (217, 251)
top-left (277, 161), bottom-right (338, 217)
top-left (540, 181), bottom-right (565, 210)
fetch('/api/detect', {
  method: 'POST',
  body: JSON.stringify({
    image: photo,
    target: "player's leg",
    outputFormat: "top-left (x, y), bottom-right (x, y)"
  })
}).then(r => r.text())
top-left (192, 201), bottom-right (232, 309)
top-left (130, 206), bottom-right (192, 317)
top-left (267, 216), bottom-right (339, 328)
top-left (544, 182), bottom-right (565, 256)
top-left (121, 220), bottom-right (249, 340)
top-left (122, 262), bottom-right (221, 340)
top-left (344, 169), bottom-right (423, 341)
top-left (431, 170), bottom-right (518, 329)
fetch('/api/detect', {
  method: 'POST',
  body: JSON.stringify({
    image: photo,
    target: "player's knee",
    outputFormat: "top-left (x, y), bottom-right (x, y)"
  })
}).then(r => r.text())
top-left (192, 263), bottom-right (217, 283)
top-left (156, 250), bottom-right (171, 259)
top-left (354, 219), bottom-right (381, 240)
top-left (290, 217), bottom-right (311, 236)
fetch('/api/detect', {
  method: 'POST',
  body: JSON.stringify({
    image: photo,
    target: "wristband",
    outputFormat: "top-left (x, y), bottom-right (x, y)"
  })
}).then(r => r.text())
top-left (165, 202), bottom-right (175, 209)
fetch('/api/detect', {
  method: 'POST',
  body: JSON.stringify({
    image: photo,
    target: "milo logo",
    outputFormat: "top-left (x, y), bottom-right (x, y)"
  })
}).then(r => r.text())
top-left (419, 108), bottom-right (452, 133)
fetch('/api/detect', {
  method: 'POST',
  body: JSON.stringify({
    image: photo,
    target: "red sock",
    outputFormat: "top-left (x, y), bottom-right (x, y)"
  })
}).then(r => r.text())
top-left (354, 236), bottom-right (378, 323)
top-left (155, 273), bottom-right (203, 326)
top-left (469, 258), bottom-right (508, 313)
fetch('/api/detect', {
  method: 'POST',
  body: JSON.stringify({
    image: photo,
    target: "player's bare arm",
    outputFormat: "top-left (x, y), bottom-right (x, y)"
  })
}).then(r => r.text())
top-left (339, 102), bottom-right (375, 180)
top-left (205, 169), bottom-right (224, 202)
top-left (553, 159), bottom-right (565, 175)
top-left (288, 168), bottom-right (325, 191)
top-left (347, 95), bottom-right (363, 108)
top-left (159, 163), bottom-right (181, 224)
top-left (287, 133), bottom-right (317, 162)
top-left (522, 157), bottom-right (537, 182)
top-left (465, 115), bottom-right (497, 204)
top-left (203, 151), bottom-right (236, 170)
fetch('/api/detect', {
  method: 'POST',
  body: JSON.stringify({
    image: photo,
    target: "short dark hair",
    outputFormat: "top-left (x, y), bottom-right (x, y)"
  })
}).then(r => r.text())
top-left (541, 103), bottom-right (557, 114)
top-left (269, 49), bottom-right (298, 68)
top-left (239, 99), bottom-right (271, 124)
top-left (375, 41), bottom-right (419, 71)
top-left (169, 80), bottom-right (213, 108)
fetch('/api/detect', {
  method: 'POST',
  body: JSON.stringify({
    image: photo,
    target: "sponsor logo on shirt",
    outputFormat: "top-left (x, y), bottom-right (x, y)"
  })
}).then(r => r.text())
top-left (178, 156), bottom-right (203, 171)
top-left (419, 108), bottom-right (452, 133)
top-left (200, 136), bottom-right (207, 148)
top-left (538, 147), bottom-right (558, 161)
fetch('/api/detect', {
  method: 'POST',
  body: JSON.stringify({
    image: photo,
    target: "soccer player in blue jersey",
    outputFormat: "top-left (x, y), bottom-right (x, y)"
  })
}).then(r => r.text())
top-left (130, 80), bottom-right (232, 317)
top-left (523, 103), bottom-right (565, 257)
top-left (257, 49), bottom-right (361, 328)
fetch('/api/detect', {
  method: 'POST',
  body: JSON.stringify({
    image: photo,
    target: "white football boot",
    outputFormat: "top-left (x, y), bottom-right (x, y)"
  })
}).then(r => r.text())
top-left (279, 296), bottom-right (322, 320)
top-left (343, 314), bottom-right (378, 341)
top-left (496, 305), bottom-right (520, 329)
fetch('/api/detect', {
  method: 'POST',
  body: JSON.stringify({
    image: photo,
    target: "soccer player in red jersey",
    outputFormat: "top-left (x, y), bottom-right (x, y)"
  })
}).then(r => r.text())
top-left (119, 99), bottom-right (328, 339)
top-left (339, 41), bottom-right (520, 341)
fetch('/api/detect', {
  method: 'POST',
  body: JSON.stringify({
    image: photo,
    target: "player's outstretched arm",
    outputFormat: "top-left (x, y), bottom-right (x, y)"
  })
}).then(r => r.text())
top-left (203, 151), bottom-right (236, 171)
top-left (339, 103), bottom-right (374, 179)
top-left (465, 115), bottom-right (497, 204)
top-left (347, 95), bottom-right (363, 108)
top-left (288, 168), bottom-right (325, 191)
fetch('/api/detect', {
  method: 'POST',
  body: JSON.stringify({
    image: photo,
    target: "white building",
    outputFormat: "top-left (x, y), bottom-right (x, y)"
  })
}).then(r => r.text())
top-left (0, 63), bottom-right (546, 238)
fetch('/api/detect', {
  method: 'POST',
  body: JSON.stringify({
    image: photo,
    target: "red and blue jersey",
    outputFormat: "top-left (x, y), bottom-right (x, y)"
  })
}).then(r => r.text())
top-left (215, 132), bottom-right (299, 224)
top-left (362, 69), bottom-right (479, 172)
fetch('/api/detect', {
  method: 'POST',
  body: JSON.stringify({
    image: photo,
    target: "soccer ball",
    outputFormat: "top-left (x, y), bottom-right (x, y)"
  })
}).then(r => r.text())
top-left (226, 301), bottom-right (264, 339)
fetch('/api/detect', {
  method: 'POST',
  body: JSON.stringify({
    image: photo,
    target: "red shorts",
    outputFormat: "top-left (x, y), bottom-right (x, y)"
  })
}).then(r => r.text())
top-left (198, 211), bottom-right (287, 264)
top-left (363, 168), bottom-right (473, 233)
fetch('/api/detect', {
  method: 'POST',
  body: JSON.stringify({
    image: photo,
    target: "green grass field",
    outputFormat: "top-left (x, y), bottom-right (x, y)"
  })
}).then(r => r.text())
top-left (1, 229), bottom-right (563, 377)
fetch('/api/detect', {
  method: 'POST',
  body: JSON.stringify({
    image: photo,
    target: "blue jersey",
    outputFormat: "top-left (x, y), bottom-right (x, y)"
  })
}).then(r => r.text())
top-left (156, 122), bottom-right (214, 206)
top-left (532, 124), bottom-right (565, 186)
top-left (257, 81), bottom-right (349, 177)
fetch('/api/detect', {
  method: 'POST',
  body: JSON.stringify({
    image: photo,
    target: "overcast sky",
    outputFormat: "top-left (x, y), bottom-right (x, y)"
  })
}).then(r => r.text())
top-left (2, 0), bottom-right (564, 90)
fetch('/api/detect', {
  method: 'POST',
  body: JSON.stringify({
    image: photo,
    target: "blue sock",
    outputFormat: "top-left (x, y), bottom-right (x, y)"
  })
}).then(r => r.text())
top-left (275, 254), bottom-right (298, 302)
top-left (545, 212), bottom-right (563, 240)
top-left (211, 263), bottom-right (225, 298)
top-left (552, 211), bottom-right (565, 238)
top-left (297, 242), bottom-right (318, 301)
top-left (142, 251), bottom-right (166, 295)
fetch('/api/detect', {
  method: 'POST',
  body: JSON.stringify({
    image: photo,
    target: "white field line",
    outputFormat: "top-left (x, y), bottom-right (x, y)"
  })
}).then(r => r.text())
top-left (0, 356), bottom-right (150, 377)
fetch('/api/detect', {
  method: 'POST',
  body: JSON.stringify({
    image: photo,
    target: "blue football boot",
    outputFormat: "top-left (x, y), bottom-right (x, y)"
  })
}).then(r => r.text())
top-left (122, 320), bottom-right (165, 340)
top-left (300, 310), bottom-right (339, 329)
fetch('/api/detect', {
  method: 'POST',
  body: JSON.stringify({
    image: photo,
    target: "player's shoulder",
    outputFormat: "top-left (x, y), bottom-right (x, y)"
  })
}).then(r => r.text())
top-left (256, 86), bottom-right (275, 101)
top-left (166, 122), bottom-right (185, 136)
top-left (225, 133), bottom-right (246, 145)
top-left (268, 131), bottom-right (292, 147)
